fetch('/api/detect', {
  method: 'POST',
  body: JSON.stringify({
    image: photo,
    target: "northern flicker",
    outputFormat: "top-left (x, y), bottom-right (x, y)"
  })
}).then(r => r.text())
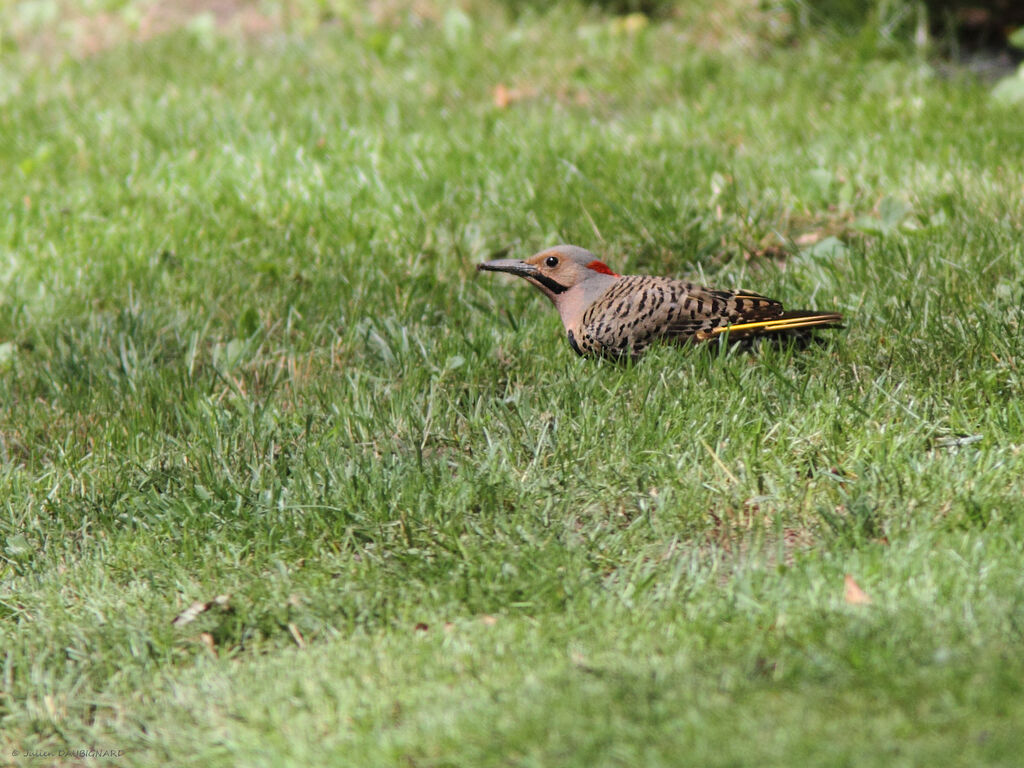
top-left (478, 244), bottom-right (843, 359)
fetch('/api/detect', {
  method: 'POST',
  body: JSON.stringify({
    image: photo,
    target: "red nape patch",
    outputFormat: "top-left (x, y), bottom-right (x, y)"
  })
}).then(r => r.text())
top-left (586, 260), bottom-right (619, 277)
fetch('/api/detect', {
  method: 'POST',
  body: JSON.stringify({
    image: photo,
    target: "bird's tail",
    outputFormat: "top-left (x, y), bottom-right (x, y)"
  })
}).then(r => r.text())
top-left (712, 310), bottom-right (844, 340)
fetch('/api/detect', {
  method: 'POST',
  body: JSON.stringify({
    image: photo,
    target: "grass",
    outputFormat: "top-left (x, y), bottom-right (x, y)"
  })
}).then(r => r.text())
top-left (2, 1), bottom-right (1024, 765)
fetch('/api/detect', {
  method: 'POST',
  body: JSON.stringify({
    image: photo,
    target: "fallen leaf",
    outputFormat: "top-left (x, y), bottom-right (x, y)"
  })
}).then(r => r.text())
top-left (288, 622), bottom-right (306, 649)
top-left (480, 615), bottom-right (497, 626)
top-left (173, 600), bottom-right (208, 627)
top-left (492, 83), bottom-right (534, 109)
top-left (493, 83), bottom-right (510, 109)
top-left (844, 574), bottom-right (872, 605)
top-left (199, 632), bottom-right (217, 656)
top-left (172, 594), bottom-right (230, 626)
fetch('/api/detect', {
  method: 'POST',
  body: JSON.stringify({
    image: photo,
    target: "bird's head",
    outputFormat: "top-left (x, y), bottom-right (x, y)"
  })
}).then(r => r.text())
top-left (477, 245), bottom-right (620, 304)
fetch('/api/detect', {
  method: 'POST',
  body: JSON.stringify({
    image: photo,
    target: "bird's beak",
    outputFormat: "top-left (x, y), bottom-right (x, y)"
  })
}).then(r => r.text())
top-left (477, 258), bottom-right (538, 279)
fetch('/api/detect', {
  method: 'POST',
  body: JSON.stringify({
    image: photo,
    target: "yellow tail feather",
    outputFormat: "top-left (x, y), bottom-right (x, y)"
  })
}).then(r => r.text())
top-left (712, 312), bottom-right (843, 338)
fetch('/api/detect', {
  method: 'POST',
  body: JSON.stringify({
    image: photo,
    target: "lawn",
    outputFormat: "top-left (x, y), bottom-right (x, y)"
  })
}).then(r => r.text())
top-left (2, 1), bottom-right (1024, 765)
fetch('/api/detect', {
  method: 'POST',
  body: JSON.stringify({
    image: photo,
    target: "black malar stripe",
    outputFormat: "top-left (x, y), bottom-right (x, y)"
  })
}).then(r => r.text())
top-left (533, 274), bottom-right (569, 295)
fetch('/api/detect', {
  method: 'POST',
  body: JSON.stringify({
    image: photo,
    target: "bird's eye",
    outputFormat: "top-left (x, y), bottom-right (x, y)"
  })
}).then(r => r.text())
top-left (544, 256), bottom-right (559, 268)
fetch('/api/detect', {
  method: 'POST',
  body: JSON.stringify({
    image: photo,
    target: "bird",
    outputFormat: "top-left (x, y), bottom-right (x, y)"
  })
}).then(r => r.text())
top-left (478, 244), bottom-right (843, 359)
